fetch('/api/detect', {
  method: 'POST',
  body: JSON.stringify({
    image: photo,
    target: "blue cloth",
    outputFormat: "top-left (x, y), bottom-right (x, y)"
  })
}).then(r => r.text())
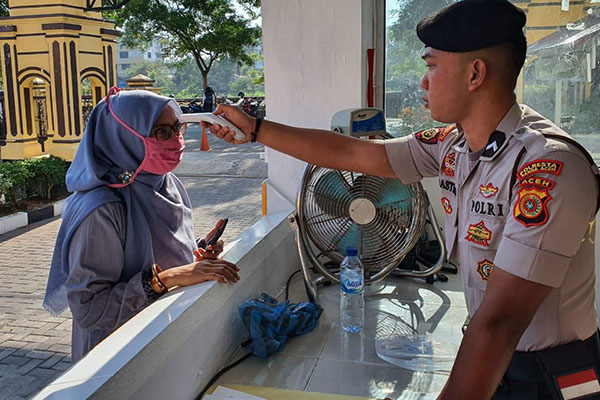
top-left (239, 293), bottom-right (323, 359)
top-left (44, 90), bottom-right (195, 315)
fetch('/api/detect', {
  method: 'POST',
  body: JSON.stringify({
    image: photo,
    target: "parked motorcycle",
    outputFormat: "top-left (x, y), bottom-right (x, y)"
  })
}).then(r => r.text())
top-left (236, 94), bottom-right (260, 117)
top-left (180, 98), bottom-right (203, 114)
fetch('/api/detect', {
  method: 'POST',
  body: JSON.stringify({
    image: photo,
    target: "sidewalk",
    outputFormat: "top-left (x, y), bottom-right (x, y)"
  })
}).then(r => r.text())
top-left (0, 126), bottom-right (267, 399)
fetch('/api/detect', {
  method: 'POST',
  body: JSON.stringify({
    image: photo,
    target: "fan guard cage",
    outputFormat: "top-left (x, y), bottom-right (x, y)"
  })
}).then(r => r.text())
top-left (297, 164), bottom-right (428, 282)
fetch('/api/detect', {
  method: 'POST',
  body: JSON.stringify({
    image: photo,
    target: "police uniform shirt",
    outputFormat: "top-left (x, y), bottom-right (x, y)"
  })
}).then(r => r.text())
top-left (384, 103), bottom-right (598, 351)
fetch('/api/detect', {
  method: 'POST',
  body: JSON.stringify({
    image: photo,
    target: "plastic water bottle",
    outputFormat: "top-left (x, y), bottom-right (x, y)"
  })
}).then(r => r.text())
top-left (340, 246), bottom-right (365, 332)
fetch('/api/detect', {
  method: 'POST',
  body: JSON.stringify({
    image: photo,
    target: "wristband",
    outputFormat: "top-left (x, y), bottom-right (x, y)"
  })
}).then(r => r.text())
top-left (142, 265), bottom-right (163, 302)
top-left (151, 263), bottom-right (168, 293)
top-left (251, 117), bottom-right (263, 143)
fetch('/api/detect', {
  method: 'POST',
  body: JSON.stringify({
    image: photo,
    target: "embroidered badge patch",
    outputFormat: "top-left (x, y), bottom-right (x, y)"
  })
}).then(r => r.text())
top-left (517, 159), bottom-right (563, 180)
top-left (438, 125), bottom-right (455, 142)
top-left (465, 220), bottom-right (492, 247)
top-left (441, 197), bottom-right (453, 214)
top-left (514, 185), bottom-right (551, 227)
top-left (479, 183), bottom-right (498, 198)
top-left (416, 128), bottom-right (441, 144)
top-left (477, 259), bottom-right (495, 280)
top-left (520, 176), bottom-right (556, 191)
top-left (442, 152), bottom-right (456, 177)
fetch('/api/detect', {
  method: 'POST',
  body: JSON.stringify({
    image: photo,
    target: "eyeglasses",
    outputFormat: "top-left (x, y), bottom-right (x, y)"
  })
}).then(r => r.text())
top-left (150, 121), bottom-right (187, 141)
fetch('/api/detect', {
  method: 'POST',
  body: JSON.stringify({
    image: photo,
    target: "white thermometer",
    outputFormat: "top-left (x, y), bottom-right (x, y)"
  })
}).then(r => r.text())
top-left (180, 113), bottom-right (247, 141)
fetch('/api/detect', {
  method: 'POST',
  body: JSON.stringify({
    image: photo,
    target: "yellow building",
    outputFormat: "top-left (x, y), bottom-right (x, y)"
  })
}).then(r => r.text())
top-left (0, 0), bottom-right (118, 161)
top-left (123, 74), bottom-right (162, 94)
top-left (514, 0), bottom-right (592, 44)
top-left (513, 0), bottom-right (599, 126)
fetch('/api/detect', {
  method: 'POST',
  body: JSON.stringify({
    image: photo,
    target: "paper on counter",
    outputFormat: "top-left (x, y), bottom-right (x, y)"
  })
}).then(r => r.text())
top-left (207, 386), bottom-right (267, 400)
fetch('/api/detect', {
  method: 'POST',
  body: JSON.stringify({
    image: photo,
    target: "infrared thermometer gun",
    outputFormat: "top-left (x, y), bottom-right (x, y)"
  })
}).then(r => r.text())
top-left (180, 113), bottom-right (247, 141)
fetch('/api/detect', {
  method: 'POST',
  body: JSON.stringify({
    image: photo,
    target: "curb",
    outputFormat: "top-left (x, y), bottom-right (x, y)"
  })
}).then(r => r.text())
top-left (0, 199), bottom-right (65, 235)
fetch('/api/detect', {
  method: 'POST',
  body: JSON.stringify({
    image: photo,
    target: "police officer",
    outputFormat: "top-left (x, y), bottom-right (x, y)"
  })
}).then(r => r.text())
top-left (206, 0), bottom-right (600, 398)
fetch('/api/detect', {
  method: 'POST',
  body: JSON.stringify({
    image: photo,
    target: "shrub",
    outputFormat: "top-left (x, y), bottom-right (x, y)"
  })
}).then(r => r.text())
top-left (25, 156), bottom-right (69, 200)
top-left (0, 161), bottom-right (32, 208)
top-left (0, 172), bottom-right (13, 205)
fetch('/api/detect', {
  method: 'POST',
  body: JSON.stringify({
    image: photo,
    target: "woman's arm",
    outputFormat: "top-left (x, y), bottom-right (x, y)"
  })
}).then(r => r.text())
top-left (66, 203), bottom-right (240, 331)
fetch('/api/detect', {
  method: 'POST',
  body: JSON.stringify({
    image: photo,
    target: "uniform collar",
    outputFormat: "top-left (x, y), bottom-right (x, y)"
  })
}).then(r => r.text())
top-left (452, 102), bottom-right (522, 161)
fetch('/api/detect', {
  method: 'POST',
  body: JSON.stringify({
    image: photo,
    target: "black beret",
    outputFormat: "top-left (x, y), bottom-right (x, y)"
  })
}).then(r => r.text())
top-left (416, 0), bottom-right (526, 52)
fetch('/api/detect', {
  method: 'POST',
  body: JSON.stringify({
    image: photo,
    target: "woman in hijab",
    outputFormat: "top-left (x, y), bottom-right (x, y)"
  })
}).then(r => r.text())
top-left (44, 88), bottom-right (239, 362)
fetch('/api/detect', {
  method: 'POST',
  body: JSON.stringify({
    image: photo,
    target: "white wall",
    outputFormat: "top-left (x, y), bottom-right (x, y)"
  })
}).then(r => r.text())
top-left (262, 0), bottom-right (375, 209)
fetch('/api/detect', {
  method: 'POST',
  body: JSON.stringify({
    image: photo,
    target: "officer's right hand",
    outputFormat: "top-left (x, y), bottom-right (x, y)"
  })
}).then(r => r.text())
top-left (203, 104), bottom-right (254, 144)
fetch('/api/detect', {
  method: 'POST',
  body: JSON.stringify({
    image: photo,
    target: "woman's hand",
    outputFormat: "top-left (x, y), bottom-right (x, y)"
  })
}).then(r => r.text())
top-left (159, 258), bottom-right (240, 288)
top-left (194, 240), bottom-right (224, 261)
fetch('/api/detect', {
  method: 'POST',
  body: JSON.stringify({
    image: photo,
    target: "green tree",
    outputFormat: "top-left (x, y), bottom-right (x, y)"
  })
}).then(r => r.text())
top-left (386, 0), bottom-right (454, 91)
top-left (167, 51), bottom-right (263, 98)
top-left (229, 52), bottom-right (264, 96)
top-left (109, 0), bottom-right (261, 89)
top-left (385, 0), bottom-right (454, 135)
top-left (121, 60), bottom-right (176, 94)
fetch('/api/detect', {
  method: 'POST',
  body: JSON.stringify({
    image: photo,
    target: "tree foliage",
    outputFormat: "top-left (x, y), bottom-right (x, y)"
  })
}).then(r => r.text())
top-left (0, 0), bottom-right (8, 17)
top-left (109, 0), bottom-right (261, 89)
top-left (385, 0), bottom-right (454, 135)
top-left (123, 51), bottom-right (264, 98)
top-left (120, 60), bottom-right (176, 94)
top-left (386, 0), bottom-right (454, 92)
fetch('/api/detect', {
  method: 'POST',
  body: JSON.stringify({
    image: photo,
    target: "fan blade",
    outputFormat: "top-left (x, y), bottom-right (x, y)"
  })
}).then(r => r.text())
top-left (335, 222), bottom-right (361, 254)
top-left (311, 171), bottom-right (351, 217)
top-left (375, 180), bottom-right (413, 212)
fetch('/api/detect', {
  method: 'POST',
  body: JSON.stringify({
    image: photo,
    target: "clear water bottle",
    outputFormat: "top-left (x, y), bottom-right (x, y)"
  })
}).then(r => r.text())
top-left (340, 246), bottom-right (365, 332)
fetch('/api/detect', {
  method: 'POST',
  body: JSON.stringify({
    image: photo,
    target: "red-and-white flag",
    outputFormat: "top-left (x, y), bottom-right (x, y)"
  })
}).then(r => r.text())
top-left (557, 368), bottom-right (600, 400)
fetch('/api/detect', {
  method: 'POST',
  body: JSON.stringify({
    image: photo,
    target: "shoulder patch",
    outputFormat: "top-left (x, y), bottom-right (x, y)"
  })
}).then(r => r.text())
top-left (520, 176), bottom-right (556, 191)
top-left (514, 185), bottom-right (552, 227)
top-left (442, 152), bottom-right (456, 177)
top-left (438, 125), bottom-right (456, 142)
top-left (517, 159), bottom-right (563, 181)
top-left (415, 127), bottom-right (441, 144)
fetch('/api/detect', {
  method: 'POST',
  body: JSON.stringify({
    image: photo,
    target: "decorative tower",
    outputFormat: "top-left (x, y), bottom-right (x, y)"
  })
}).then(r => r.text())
top-left (0, 0), bottom-right (118, 160)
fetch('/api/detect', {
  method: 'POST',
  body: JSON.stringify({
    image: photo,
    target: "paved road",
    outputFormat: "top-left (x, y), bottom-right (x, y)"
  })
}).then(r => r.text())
top-left (0, 126), bottom-right (267, 399)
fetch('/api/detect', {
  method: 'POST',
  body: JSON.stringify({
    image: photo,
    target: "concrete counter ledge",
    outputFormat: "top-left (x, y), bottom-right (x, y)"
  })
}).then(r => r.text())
top-left (33, 207), bottom-right (299, 400)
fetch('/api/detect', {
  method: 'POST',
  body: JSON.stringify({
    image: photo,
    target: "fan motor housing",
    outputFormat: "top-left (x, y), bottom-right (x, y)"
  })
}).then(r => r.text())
top-left (331, 108), bottom-right (386, 137)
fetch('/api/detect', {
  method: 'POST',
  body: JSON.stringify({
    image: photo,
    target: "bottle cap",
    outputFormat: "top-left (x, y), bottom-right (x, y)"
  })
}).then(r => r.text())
top-left (345, 247), bottom-right (358, 257)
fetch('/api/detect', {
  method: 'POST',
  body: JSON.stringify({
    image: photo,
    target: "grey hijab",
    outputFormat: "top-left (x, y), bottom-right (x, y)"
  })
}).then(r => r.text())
top-left (44, 89), bottom-right (195, 314)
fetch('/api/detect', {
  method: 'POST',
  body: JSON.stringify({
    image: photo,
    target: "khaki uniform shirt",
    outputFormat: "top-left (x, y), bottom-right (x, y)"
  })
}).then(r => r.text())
top-left (384, 103), bottom-right (598, 351)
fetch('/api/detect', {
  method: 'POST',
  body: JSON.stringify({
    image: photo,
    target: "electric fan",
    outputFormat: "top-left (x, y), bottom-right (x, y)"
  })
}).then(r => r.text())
top-left (291, 108), bottom-right (446, 302)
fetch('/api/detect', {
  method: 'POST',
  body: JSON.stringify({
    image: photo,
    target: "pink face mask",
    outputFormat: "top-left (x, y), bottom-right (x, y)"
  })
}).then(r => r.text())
top-left (142, 133), bottom-right (185, 175)
top-left (104, 87), bottom-right (186, 187)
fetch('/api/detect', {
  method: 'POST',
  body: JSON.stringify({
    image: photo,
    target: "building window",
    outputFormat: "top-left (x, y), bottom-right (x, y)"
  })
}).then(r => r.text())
top-left (147, 52), bottom-right (152, 58)
top-left (384, 1), bottom-right (436, 138)
top-left (121, 64), bottom-right (130, 71)
top-left (519, 3), bottom-right (600, 161)
top-left (384, 1), bottom-right (600, 161)
top-left (120, 51), bottom-right (129, 59)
